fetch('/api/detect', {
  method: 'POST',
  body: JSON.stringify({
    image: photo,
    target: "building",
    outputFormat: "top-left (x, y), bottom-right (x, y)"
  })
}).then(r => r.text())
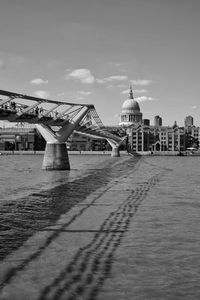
top-left (119, 88), bottom-right (198, 153)
top-left (185, 115), bottom-right (194, 128)
top-left (142, 119), bottom-right (150, 126)
top-left (125, 125), bottom-right (186, 152)
top-left (1, 92), bottom-right (199, 153)
top-left (119, 87), bottom-right (143, 126)
top-left (68, 132), bottom-right (108, 151)
top-left (154, 115), bottom-right (162, 127)
top-left (0, 127), bottom-right (45, 151)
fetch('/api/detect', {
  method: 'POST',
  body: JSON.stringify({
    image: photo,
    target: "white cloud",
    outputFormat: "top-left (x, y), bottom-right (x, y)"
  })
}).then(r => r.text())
top-left (121, 89), bottom-right (147, 94)
top-left (34, 90), bottom-right (50, 98)
top-left (107, 75), bottom-right (128, 81)
top-left (66, 68), bottom-right (95, 84)
top-left (131, 79), bottom-right (152, 86)
top-left (135, 96), bottom-right (154, 102)
top-left (134, 89), bottom-right (147, 93)
top-left (121, 89), bottom-right (130, 94)
top-left (31, 78), bottom-right (48, 85)
top-left (76, 96), bottom-right (84, 101)
top-left (96, 75), bottom-right (128, 84)
top-left (191, 105), bottom-right (197, 109)
top-left (96, 78), bottom-right (105, 84)
top-left (78, 91), bottom-right (91, 95)
top-left (65, 67), bottom-right (129, 86)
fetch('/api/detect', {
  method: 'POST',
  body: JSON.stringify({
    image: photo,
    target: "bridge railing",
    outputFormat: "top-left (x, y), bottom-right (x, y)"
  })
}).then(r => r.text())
top-left (0, 89), bottom-right (127, 145)
top-left (0, 89), bottom-right (93, 126)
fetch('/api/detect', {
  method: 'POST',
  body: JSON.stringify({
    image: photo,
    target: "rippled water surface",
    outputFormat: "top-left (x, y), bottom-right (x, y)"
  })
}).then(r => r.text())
top-left (99, 156), bottom-right (200, 300)
top-left (1, 154), bottom-right (200, 299)
top-left (0, 154), bottom-right (123, 260)
top-left (0, 154), bottom-right (114, 202)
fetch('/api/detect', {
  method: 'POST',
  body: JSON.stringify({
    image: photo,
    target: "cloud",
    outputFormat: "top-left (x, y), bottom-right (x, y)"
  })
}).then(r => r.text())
top-left (134, 89), bottom-right (147, 93)
top-left (65, 67), bottom-right (129, 86)
top-left (34, 90), bottom-right (50, 98)
top-left (107, 75), bottom-right (128, 81)
top-left (131, 79), bottom-right (152, 86)
top-left (191, 105), bottom-right (197, 109)
top-left (121, 89), bottom-right (130, 94)
top-left (31, 78), bottom-right (48, 85)
top-left (65, 68), bottom-right (95, 84)
top-left (96, 75), bottom-right (128, 84)
top-left (135, 96), bottom-right (154, 102)
top-left (121, 89), bottom-right (147, 94)
top-left (78, 91), bottom-right (91, 96)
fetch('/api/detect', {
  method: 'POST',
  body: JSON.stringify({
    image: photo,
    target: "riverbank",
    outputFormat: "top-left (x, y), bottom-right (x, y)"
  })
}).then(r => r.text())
top-left (2, 149), bottom-right (200, 156)
top-left (0, 150), bottom-right (195, 156)
top-left (0, 150), bottom-right (120, 155)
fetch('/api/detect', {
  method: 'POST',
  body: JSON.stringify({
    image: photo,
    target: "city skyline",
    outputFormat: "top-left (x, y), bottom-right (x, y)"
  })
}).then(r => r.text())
top-left (0, 0), bottom-right (200, 127)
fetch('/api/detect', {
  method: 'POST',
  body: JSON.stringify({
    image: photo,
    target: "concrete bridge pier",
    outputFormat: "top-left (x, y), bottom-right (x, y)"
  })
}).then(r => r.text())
top-left (111, 145), bottom-right (120, 157)
top-left (107, 136), bottom-right (127, 157)
top-left (42, 143), bottom-right (70, 170)
top-left (107, 139), bottom-right (120, 157)
top-left (36, 106), bottom-right (90, 170)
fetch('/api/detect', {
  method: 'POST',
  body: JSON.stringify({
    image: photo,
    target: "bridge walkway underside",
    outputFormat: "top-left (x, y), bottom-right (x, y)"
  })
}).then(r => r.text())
top-left (0, 89), bottom-right (127, 170)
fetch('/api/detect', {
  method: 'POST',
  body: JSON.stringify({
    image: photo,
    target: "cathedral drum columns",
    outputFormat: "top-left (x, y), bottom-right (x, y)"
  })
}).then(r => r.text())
top-left (119, 86), bottom-right (142, 127)
top-left (119, 86), bottom-right (143, 152)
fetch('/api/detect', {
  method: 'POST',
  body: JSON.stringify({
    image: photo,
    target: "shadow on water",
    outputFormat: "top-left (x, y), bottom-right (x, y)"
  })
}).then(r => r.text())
top-left (0, 157), bottom-right (140, 262)
top-left (37, 172), bottom-right (162, 300)
top-left (1, 155), bottom-right (165, 300)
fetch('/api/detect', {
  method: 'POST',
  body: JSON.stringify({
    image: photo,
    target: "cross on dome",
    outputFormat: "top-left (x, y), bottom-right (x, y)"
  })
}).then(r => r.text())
top-left (129, 85), bottom-right (134, 99)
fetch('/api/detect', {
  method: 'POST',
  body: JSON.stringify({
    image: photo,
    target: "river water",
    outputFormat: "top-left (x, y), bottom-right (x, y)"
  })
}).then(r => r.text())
top-left (0, 154), bottom-right (124, 261)
top-left (0, 154), bottom-right (200, 299)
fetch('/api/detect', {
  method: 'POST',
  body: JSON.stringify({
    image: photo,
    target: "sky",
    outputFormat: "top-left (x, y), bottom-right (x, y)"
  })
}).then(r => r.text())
top-left (0, 0), bottom-right (200, 126)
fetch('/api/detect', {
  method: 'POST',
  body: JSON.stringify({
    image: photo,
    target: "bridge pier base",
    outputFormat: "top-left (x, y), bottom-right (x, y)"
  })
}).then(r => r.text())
top-left (107, 138), bottom-right (123, 157)
top-left (42, 143), bottom-right (70, 170)
top-left (36, 105), bottom-right (90, 171)
top-left (111, 146), bottom-right (120, 157)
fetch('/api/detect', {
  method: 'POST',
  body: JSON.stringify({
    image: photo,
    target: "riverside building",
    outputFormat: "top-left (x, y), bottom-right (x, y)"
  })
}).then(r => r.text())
top-left (0, 126), bottom-right (45, 151)
top-left (0, 88), bottom-right (199, 153)
top-left (119, 87), bottom-right (199, 152)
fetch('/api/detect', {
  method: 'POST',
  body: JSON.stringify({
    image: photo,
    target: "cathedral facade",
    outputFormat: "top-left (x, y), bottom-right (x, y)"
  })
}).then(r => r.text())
top-left (119, 87), bottom-right (142, 126)
top-left (119, 87), bottom-right (199, 152)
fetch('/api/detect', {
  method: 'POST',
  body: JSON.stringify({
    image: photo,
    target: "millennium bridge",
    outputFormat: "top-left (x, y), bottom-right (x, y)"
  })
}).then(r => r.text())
top-left (0, 89), bottom-right (127, 170)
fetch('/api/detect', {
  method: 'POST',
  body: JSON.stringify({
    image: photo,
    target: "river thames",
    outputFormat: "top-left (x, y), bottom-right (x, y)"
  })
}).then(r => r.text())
top-left (0, 154), bottom-right (200, 299)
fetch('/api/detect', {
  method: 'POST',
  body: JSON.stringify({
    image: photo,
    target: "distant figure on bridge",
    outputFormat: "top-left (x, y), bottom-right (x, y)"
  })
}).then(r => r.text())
top-left (54, 110), bottom-right (58, 119)
top-left (34, 107), bottom-right (39, 116)
top-left (39, 107), bottom-right (43, 116)
top-left (11, 101), bottom-right (16, 111)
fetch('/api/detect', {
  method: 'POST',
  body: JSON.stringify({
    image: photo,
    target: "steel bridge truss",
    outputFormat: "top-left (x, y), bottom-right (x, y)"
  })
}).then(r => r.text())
top-left (0, 89), bottom-right (124, 144)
